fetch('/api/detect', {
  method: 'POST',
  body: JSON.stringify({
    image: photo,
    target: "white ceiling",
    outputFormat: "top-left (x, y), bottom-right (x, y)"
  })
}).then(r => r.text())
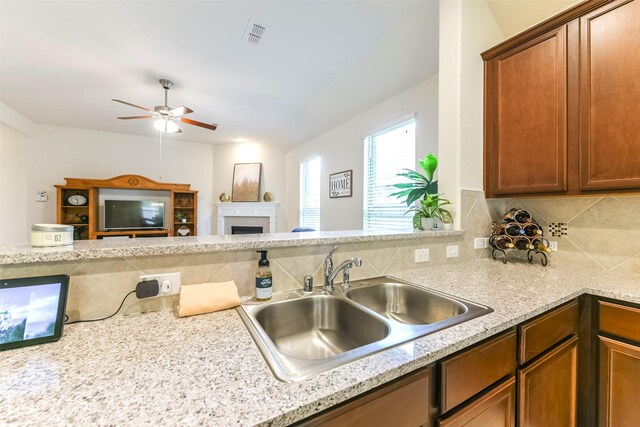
top-left (0, 0), bottom-right (439, 150)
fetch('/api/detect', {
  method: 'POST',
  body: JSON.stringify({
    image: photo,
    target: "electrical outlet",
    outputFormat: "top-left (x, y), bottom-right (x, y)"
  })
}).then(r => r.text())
top-left (549, 241), bottom-right (558, 252)
top-left (484, 237), bottom-right (490, 248)
top-left (446, 245), bottom-right (459, 258)
top-left (473, 238), bottom-right (486, 250)
top-left (415, 248), bottom-right (430, 263)
top-left (138, 272), bottom-right (181, 297)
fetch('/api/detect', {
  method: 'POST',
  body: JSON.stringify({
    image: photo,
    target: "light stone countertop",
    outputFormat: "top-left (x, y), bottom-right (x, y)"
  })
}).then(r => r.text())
top-left (0, 229), bottom-right (462, 265)
top-left (1, 260), bottom-right (638, 426)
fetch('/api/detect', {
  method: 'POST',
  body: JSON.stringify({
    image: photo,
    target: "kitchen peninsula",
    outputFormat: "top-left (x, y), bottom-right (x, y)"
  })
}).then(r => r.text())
top-left (1, 231), bottom-right (639, 425)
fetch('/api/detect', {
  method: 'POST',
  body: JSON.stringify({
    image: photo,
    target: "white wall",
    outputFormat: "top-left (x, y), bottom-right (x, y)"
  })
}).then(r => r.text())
top-left (438, 0), bottom-right (504, 225)
top-left (211, 142), bottom-right (287, 233)
top-left (285, 76), bottom-right (439, 231)
top-left (0, 123), bottom-right (215, 242)
top-left (0, 124), bottom-right (29, 244)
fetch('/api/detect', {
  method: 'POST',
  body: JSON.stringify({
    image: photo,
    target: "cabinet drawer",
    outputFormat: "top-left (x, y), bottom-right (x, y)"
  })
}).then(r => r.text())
top-left (519, 299), bottom-right (578, 365)
top-left (600, 301), bottom-right (640, 343)
top-left (440, 329), bottom-right (516, 413)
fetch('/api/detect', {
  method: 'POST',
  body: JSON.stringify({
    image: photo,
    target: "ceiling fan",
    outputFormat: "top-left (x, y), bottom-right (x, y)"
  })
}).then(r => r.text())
top-left (112, 79), bottom-right (218, 133)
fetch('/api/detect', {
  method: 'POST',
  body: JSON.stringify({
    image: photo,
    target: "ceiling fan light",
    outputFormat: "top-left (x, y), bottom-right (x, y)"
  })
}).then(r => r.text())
top-left (154, 118), bottom-right (180, 133)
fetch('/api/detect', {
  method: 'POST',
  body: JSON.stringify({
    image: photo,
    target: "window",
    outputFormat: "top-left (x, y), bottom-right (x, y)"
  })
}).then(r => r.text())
top-left (299, 155), bottom-right (321, 230)
top-left (363, 118), bottom-right (416, 232)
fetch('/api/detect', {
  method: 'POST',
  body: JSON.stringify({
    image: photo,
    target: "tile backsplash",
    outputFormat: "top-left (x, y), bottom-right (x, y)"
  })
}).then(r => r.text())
top-left (0, 233), bottom-right (476, 321)
top-left (462, 189), bottom-right (640, 274)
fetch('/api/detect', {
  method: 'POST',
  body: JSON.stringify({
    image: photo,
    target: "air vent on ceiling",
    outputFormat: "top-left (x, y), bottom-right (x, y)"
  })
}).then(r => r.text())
top-left (242, 19), bottom-right (269, 45)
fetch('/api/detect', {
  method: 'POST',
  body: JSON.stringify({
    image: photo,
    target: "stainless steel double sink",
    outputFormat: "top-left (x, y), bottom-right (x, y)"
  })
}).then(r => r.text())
top-left (237, 276), bottom-right (492, 382)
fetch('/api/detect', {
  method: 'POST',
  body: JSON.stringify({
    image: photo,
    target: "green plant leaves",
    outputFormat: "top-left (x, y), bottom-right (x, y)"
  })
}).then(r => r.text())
top-left (418, 153), bottom-right (438, 181)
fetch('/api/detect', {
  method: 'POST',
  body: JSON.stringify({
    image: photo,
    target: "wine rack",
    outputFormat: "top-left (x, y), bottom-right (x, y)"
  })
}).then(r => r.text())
top-left (489, 208), bottom-right (551, 266)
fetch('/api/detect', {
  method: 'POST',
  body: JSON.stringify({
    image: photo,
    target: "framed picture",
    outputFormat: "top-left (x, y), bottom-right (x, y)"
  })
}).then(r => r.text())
top-left (329, 170), bottom-right (352, 198)
top-left (232, 163), bottom-right (262, 202)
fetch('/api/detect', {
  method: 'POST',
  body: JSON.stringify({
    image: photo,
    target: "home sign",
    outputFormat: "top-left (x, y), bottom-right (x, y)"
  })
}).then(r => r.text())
top-left (329, 170), bottom-right (352, 198)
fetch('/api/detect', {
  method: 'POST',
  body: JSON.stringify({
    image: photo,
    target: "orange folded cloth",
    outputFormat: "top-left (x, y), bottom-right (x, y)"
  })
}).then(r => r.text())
top-left (176, 280), bottom-right (241, 317)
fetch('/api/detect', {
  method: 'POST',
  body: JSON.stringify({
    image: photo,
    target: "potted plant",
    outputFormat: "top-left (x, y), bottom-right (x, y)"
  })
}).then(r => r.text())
top-left (175, 212), bottom-right (188, 223)
top-left (390, 153), bottom-right (454, 230)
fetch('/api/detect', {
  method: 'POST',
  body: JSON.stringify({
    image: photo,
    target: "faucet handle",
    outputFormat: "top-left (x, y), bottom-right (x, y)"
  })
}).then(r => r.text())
top-left (303, 275), bottom-right (314, 293)
top-left (353, 257), bottom-right (363, 267)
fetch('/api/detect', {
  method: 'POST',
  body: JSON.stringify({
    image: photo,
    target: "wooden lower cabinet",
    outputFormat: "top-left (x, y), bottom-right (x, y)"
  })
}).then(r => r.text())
top-left (437, 377), bottom-right (515, 427)
top-left (518, 336), bottom-right (578, 427)
top-left (298, 365), bottom-right (436, 427)
top-left (598, 336), bottom-right (640, 427)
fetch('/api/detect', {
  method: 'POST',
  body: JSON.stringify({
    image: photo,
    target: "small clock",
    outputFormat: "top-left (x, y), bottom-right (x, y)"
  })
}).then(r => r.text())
top-left (67, 194), bottom-right (87, 206)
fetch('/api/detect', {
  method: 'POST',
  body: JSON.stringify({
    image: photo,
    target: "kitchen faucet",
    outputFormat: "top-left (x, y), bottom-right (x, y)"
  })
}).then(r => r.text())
top-left (323, 246), bottom-right (363, 291)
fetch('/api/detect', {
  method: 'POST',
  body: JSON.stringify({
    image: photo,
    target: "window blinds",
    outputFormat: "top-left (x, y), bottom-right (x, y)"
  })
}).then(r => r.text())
top-left (363, 118), bottom-right (416, 232)
top-left (299, 155), bottom-right (321, 230)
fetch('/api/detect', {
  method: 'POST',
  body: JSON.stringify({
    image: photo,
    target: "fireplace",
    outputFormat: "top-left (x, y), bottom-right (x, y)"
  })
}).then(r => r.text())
top-left (216, 202), bottom-right (279, 236)
top-left (231, 226), bottom-right (264, 235)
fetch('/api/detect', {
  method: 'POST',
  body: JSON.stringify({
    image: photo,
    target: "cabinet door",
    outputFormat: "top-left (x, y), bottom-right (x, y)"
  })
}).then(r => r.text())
top-left (301, 365), bottom-right (436, 427)
top-left (485, 25), bottom-right (568, 196)
top-left (580, 0), bottom-right (640, 190)
top-left (438, 377), bottom-right (515, 427)
top-left (599, 336), bottom-right (640, 427)
top-left (518, 336), bottom-right (578, 427)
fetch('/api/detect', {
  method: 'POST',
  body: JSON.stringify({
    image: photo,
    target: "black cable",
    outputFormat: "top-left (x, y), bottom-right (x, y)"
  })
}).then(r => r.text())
top-left (64, 290), bottom-right (136, 325)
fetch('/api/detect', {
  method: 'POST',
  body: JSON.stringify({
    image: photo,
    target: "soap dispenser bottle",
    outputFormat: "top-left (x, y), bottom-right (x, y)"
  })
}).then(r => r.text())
top-left (255, 250), bottom-right (273, 301)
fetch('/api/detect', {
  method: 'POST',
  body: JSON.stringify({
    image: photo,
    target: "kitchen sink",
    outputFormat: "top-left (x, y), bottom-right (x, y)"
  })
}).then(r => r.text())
top-left (346, 282), bottom-right (467, 325)
top-left (238, 276), bottom-right (492, 382)
top-left (254, 295), bottom-right (389, 360)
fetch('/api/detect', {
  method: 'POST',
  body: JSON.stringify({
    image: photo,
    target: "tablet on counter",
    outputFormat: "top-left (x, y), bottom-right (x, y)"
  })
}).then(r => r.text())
top-left (0, 274), bottom-right (69, 351)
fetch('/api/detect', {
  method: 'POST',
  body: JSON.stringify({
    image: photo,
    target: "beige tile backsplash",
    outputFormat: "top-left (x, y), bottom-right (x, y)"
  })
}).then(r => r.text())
top-left (462, 189), bottom-right (640, 274)
top-left (2, 190), bottom-right (637, 321)
top-left (0, 233), bottom-right (477, 321)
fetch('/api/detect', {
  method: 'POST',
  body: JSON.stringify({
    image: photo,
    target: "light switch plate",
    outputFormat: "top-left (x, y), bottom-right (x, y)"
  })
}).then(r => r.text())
top-left (473, 238), bottom-right (486, 250)
top-left (549, 241), bottom-right (558, 252)
top-left (446, 245), bottom-right (459, 258)
top-left (415, 248), bottom-right (430, 263)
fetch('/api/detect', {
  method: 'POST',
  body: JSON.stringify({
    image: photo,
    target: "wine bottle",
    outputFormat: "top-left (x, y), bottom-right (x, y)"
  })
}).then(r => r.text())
top-left (500, 208), bottom-right (520, 223)
top-left (514, 210), bottom-right (533, 224)
top-left (523, 223), bottom-right (543, 237)
top-left (500, 222), bottom-right (524, 237)
top-left (491, 236), bottom-right (514, 250)
top-left (513, 237), bottom-right (534, 250)
top-left (532, 238), bottom-right (552, 253)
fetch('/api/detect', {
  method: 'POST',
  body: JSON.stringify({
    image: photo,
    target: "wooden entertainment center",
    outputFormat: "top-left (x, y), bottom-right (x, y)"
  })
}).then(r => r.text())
top-left (55, 174), bottom-right (198, 240)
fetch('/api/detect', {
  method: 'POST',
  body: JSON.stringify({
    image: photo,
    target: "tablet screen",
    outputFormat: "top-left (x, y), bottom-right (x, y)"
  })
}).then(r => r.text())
top-left (0, 275), bottom-right (69, 351)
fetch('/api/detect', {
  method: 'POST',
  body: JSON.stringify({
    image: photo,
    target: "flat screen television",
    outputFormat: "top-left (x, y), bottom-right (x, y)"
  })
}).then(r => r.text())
top-left (104, 200), bottom-right (165, 230)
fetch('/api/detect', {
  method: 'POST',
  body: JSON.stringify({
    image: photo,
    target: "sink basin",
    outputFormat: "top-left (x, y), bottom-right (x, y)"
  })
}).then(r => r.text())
top-left (254, 295), bottom-right (389, 360)
top-left (238, 276), bottom-right (493, 382)
top-left (346, 282), bottom-right (467, 325)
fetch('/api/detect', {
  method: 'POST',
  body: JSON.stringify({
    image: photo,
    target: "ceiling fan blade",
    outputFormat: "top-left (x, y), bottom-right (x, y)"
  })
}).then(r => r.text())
top-left (112, 99), bottom-right (154, 112)
top-left (169, 106), bottom-right (193, 116)
top-left (180, 117), bottom-right (218, 131)
top-left (117, 115), bottom-right (154, 120)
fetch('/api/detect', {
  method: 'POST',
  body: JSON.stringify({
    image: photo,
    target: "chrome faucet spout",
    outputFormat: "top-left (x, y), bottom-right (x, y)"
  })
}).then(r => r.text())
top-left (326, 257), bottom-right (362, 291)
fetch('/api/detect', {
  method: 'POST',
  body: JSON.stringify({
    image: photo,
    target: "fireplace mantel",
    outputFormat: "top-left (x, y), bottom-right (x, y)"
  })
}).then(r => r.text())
top-left (215, 202), bottom-right (279, 236)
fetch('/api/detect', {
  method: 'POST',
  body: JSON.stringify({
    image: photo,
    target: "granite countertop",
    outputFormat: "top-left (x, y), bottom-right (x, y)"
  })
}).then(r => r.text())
top-left (1, 261), bottom-right (638, 426)
top-left (0, 229), bottom-right (462, 265)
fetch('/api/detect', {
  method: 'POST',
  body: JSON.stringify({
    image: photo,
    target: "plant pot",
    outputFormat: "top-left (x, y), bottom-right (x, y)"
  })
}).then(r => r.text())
top-left (420, 217), bottom-right (435, 230)
top-left (441, 222), bottom-right (453, 231)
top-left (182, 218), bottom-right (187, 223)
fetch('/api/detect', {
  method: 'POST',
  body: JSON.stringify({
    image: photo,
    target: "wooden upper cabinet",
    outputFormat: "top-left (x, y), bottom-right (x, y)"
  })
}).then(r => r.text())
top-left (483, 0), bottom-right (640, 197)
top-left (580, 0), bottom-right (640, 190)
top-left (485, 26), bottom-right (568, 197)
